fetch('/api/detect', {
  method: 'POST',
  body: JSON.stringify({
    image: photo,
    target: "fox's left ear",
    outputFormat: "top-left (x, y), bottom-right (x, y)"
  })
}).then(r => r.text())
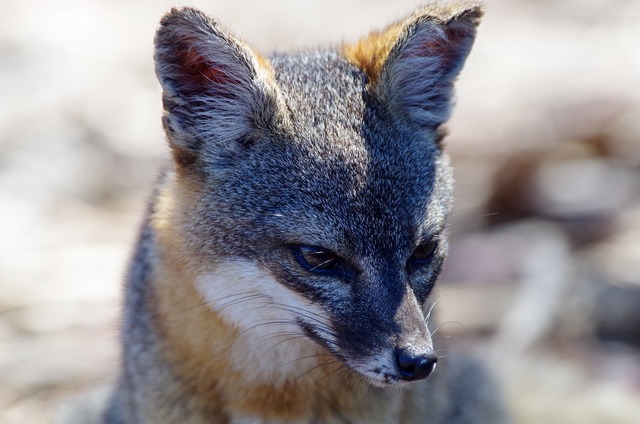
top-left (344, 2), bottom-right (483, 129)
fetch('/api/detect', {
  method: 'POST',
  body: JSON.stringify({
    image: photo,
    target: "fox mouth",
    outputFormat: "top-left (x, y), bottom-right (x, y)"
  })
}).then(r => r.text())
top-left (360, 358), bottom-right (439, 388)
top-left (297, 319), bottom-right (436, 388)
top-left (361, 368), bottom-right (407, 388)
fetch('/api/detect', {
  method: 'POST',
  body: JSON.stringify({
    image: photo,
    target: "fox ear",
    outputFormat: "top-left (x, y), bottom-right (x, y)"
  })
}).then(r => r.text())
top-left (155, 8), bottom-right (280, 168)
top-left (344, 3), bottom-right (483, 129)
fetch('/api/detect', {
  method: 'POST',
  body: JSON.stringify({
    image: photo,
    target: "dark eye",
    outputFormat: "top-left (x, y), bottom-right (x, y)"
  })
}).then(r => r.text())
top-left (409, 241), bottom-right (438, 268)
top-left (293, 246), bottom-right (345, 276)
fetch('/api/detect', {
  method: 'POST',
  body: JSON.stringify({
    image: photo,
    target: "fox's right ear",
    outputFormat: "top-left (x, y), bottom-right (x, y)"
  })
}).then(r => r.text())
top-left (344, 2), bottom-right (483, 131)
top-left (155, 8), bottom-right (282, 169)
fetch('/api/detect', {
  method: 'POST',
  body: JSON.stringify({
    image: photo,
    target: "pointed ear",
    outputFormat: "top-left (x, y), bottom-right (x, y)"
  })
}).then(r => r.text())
top-left (343, 2), bottom-right (483, 129)
top-left (155, 8), bottom-right (281, 168)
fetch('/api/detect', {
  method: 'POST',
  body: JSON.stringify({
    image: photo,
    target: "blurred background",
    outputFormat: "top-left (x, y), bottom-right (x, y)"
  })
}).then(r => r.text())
top-left (1, 0), bottom-right (639, 422)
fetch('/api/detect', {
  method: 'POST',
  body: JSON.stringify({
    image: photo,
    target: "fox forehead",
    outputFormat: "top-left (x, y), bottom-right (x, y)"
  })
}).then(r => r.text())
top-left (211, 159), bottom-right (447, 257)
top-left (270, 51), bottom-right (367, 135)
top-left (204, 57), bottom-right (451, 256)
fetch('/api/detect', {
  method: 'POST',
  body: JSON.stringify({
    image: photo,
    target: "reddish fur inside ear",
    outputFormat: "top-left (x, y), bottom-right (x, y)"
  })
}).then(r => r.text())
top-left (183, 50), bottom-right (240, 86)
top-left (396, 25), bottom-right (462, 74)
top-left (434, 12), bottom-right (481, 71)
top-left (172, 37), bottom-right (242, 98)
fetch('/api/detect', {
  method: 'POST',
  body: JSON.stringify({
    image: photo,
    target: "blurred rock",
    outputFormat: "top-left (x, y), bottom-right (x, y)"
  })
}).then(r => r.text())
top-left (593, 283), bottom-right (640, 347)
top-left (441, 221), bottom-right (573, 351)
top-left (485, 140), bottom-right (638, 246)
top-left (571, 206), bottom-right (640, 347)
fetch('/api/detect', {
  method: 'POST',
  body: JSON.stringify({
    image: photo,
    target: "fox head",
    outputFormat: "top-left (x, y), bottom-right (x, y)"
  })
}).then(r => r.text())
top-left (153, 3), bottom-right (481, 388)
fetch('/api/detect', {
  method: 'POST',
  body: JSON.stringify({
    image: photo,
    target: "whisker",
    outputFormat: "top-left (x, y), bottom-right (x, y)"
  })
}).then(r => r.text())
top-left (293, 358), bottom-right (342, 383)
top-left (181, 291), bottom-right (262, 314)
top-left (260, 334), bottom-right (310, 352)
top-left (323, 364), bottom-right (353, 388)
top-left (309, 258), bottom-right (335, 272)
top-left (275, 352), bottom-right (335, 370)
top-left (227, 319), bottom-right (301, 349)
top-left (431, 320), bottom-right (468, 336)
top-left (266, 302), bottom-right (333, 328)
top-left (423, 293), bottom-right (445, 326)
top-left (445, 211), bottom-right (500, 229)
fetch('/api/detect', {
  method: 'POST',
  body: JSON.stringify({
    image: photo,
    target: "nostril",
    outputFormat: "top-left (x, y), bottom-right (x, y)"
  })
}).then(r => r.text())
top-left (394, 347), bottom-right (438, 381)
top-left (396, 349), bottom-right (418, 374)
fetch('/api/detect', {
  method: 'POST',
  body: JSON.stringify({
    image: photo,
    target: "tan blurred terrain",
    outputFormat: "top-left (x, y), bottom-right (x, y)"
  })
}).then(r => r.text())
top-left (1, 0), bottom-right (639, 423)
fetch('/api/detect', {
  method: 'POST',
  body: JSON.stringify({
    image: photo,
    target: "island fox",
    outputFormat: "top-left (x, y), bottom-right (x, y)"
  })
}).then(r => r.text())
top-left (61, 1), bottom-right (507, 423)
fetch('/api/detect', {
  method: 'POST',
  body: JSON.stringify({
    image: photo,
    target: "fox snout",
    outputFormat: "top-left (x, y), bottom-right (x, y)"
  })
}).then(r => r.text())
top-left (306, 264), bottom-right (441, 387)
top-left (346, 309), bottom-right (438, 386)
top-left (384, 287), bottom-right (439, 383)
top-left (378, 305), bottom-right (438, 385)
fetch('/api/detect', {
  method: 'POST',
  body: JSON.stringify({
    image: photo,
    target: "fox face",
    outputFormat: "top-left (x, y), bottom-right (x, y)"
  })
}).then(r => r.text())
top-left (154, 5), bottom-right (481, 388)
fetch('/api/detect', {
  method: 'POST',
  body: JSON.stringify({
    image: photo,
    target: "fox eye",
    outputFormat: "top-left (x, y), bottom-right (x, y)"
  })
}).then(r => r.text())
top-left (409, 241), bottom-right (438, 268)
top-left (293, 246), bottom-right (345, 276)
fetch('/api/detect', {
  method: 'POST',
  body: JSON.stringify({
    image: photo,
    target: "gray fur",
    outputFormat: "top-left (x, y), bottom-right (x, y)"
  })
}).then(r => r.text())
top-left (60, 2), bottom-right (508, 423)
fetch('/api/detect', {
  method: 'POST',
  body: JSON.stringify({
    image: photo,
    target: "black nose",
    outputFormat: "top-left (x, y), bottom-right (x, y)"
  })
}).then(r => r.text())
top-left (394, 346), bottom-right (438, 381)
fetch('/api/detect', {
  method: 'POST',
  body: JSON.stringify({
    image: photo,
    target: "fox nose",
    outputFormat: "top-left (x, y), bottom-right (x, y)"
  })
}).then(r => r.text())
top-left (394, 346), bottom-right (438, 381)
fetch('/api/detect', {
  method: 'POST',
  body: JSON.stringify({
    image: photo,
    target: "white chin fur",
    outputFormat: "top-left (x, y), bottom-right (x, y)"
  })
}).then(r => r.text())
top-left (195, 259), bottom-right (326, 383)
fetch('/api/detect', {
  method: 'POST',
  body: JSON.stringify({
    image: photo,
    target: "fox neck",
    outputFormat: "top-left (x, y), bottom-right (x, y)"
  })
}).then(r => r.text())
top-left (141, 180), bottom-right (405, 422)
